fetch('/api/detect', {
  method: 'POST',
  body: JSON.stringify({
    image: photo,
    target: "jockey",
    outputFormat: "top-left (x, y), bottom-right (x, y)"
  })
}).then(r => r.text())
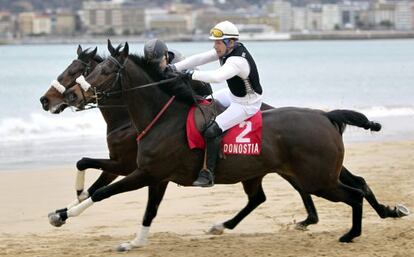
top-left (144, 38), bottom-right (212, 97)
top-left (167, 21), bottom-right (263, 187)
top-left (144, 38), bottom-right (185, 70)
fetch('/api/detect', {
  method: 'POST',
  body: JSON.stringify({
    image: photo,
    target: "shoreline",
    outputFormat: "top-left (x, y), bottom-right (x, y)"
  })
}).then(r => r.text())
top-left (1, 113), bottom-right (414, 172)
top-left (1, 30), bottom-right (414, 45)
top-left (0, 139), bottom-right (413, 256)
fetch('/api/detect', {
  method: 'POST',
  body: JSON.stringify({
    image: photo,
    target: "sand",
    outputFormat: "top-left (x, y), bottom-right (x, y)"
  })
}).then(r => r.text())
top-left (0, 140), bottom-right (413, 257)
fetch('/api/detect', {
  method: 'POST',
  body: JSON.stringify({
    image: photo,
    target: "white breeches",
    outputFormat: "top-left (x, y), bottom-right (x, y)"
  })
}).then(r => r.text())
top-left (212, 88), bottom-right (262, 131)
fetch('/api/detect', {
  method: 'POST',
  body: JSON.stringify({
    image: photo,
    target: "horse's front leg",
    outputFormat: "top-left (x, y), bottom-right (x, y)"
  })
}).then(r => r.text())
top-left (117, 181), bottom-right (169, 252)
top-left (48, 168), bottom-right (152, 227)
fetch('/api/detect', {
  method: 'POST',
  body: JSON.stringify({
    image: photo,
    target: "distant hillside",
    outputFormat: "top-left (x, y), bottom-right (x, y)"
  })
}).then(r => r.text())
top-left (0, 0), bottom-right (84, 12)
top-left (0, 0), bottom-right (362, 13)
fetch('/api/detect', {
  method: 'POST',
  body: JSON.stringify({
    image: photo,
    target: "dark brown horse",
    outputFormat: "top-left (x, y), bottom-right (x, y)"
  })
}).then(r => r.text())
top-left (40, 46), bottom-right (162, 246)
top-left (57, 42), bottom-right (407, 249)
top-left (42, 45), bottom-right (334, 251)
top-left (43, 45), bottom-right (321, 249)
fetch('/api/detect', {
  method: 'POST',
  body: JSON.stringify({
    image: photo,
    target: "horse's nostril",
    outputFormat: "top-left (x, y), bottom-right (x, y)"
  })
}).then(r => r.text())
top-left (40, 96), bottom-right (49, 110)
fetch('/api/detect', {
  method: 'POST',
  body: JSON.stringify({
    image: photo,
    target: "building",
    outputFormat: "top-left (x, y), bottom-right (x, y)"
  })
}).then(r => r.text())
top-left (54, 12), bottom-right (76, 35)
top-left (322, 4), bottom-right (341, 30)
top-left (291, 7), bottom-right (307, 31)
top-left (338, 1), bottom-right (370, 30)
top-left (267, 0), bottom-right (292, 31)
top-left (307, 4), bottom-right (323, 31)
top-left (32, 14), bottom-right (52, 35)
top-left (394, 1), bottom-right (413, 30)
top-left (149, 14), bottom-right (189, 35)
top-left (18, 12), bottom-right (35, 36)
top-left (412, 3), bottom-right (414, 29)
top-left (82, 0), bottom-right (145, 35)
top-left (195, 8), bottom-right (279, 34)
top-left (369, 2), bottom-right (395, 29)
top-left (0, 12), bottom-right (14, 38)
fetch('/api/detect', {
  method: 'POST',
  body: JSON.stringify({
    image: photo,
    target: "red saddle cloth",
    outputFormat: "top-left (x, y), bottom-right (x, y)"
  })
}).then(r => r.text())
top-left (186, 103), bottom-right (262, 155)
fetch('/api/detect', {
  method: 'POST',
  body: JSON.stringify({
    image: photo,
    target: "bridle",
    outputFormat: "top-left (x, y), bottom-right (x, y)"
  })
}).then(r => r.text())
top-left (78, 55), bottom-right (181, 140)
top-left (78, 55), bottom-right (179, 106)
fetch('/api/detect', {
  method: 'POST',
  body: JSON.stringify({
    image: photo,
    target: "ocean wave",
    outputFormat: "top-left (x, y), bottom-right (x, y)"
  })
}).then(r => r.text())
top-left (0, 106), bottom-right (413, 143)
top-left (358, 106), bottom-right (414, 118)
top-left (0, 111), bottom-right (106, 143)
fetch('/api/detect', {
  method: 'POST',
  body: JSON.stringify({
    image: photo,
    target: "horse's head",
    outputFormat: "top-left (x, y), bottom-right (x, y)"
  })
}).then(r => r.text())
top-left (64, 40), bottom-right (129, 110)
top-left (39, 45), bottom-right (100, 113)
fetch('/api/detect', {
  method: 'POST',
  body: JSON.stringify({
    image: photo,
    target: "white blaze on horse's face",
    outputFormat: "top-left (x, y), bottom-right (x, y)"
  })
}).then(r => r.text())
top-left (75, 75), bottom-right (92, 92)
top-left (50, 80), bottom-right (66, 94)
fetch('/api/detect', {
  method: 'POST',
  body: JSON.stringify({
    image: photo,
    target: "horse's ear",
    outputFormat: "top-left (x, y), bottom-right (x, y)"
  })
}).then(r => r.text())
top-left (77, 45), bottom-right (82, 56)
top-left (90, 47), bottom-right (97, 57)
top-left (121, 42), bottom-right (129, 58)
top-left (108, 39), bottom-right (116, 56)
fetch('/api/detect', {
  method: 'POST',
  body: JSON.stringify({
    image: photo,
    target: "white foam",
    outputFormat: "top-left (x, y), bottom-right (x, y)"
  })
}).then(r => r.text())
top-left (0, 111), bottom-right (106, 143)
top-left (359, 106), bottom-right (414, 118)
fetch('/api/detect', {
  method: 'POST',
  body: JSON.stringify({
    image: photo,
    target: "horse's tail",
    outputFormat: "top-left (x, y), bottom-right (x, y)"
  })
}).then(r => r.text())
top-left (324, 109), bottom-right (381, 134)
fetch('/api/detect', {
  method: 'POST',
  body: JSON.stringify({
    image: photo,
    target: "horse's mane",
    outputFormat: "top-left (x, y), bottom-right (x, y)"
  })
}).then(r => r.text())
top-left (78, 47), bottom-right (104, 63)
top-left (128, 53), bottom-right (196, 105)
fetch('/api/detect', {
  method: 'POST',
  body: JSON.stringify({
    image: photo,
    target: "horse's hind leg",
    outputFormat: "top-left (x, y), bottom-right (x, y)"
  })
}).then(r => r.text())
top-left (207, 176), bottom-right (266, 235)
top-left (117, 181), bottom-right (169, 252)
top-left (340, 167), bottom-right (408, 218)
top-left (317, 182), bottom-right (364, 242)
top-left (281, 175), bottom-right (318, 230)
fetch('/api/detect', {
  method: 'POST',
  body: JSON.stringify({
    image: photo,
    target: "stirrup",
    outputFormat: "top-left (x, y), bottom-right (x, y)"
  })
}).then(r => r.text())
top-left (193, 169), bottom-right (214, 187)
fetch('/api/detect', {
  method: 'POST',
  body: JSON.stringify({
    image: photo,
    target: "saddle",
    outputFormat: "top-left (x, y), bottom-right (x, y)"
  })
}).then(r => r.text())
top-left (193, 99), bottom-right (225, 132)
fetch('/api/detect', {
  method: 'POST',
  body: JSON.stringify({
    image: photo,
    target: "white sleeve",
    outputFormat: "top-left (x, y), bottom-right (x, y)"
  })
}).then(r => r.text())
top-left (174, 49), bottom-right (219, 71)
top-left (192, 56), bottom-right (249, 83)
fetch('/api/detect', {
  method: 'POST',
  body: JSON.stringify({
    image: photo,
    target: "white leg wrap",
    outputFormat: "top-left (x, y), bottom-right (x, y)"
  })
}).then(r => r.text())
top-left (131, 226), bottom-right (150, 246)
top-left (77, 190), bottom-right (90, 202)
top-left (66, 198), bottom-right (80, 210)
top-left (67, 198), bottom-right (94, 217)
top-left (117, 226), bottom-right (150, 252)
top-left (75, 170), bottom-right (85, 192)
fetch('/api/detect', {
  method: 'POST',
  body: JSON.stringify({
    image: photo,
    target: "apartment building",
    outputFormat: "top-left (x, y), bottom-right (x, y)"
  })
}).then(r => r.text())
top-left (82, 0), bottom-right (145, 35)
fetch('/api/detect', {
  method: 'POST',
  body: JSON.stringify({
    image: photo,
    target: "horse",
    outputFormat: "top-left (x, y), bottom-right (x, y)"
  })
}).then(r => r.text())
top-left (57, 41), bottom-right (408, 249)
top-left (42, 44), bottom-right (323, 250)
top-left (40, 46), bottom-right (163, 248)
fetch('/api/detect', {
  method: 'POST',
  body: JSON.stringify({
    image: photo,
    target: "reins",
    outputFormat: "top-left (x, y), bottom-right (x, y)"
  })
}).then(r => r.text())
top-left (82, 55), bottom-right (180, 140)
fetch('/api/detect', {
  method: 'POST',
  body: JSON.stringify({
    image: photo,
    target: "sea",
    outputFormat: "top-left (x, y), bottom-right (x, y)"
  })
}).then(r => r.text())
top-left (0, 39), bottom-right (413, 171)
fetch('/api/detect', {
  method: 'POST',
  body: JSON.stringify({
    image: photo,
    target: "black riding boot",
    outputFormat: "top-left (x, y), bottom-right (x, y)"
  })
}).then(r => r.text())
top-left (193, 121), bottom-right (223, 187)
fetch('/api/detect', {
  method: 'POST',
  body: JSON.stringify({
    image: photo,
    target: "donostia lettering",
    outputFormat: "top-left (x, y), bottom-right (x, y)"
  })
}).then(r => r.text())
top-left (223, 143), bottom-right (259, 154)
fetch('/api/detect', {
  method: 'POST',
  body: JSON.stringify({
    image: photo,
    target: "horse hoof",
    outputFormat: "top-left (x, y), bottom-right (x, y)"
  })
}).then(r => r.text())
top-left (295, 222), bottom-right (308, 231)
top-left (117, 243), bottom-right (133, 252)
top-left (396, 204), bottom-right (410, 217)
top-left (116, 242), bottom-right (139, 252)
top-left (48, 213), bottom-right (66, 227)
top-left (47, 212), bottom-right (56, 218)
top-left (206, 223), bottom-right (225, 235)
top-left (339, 234), bottom-right (353, 243)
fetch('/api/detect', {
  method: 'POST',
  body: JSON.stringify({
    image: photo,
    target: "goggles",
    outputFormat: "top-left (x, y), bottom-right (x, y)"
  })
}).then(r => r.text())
top-left (209, 28), bottom-right (239, 39)
top-left (210, 28), bottom-right (224, 38)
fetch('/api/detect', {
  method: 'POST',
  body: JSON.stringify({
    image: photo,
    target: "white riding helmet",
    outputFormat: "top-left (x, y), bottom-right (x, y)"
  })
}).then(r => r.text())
top-left (209, 21), bottom-right (239, 40)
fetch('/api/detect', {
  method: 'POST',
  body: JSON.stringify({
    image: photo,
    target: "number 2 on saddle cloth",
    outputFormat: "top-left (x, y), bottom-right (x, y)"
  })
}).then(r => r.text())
top-left (186, 100), bottom-right (263, 156)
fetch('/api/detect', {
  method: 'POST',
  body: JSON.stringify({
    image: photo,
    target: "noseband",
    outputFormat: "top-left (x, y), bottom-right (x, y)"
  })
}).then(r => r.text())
top-left (51, 58), bottom-right (92, 94)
